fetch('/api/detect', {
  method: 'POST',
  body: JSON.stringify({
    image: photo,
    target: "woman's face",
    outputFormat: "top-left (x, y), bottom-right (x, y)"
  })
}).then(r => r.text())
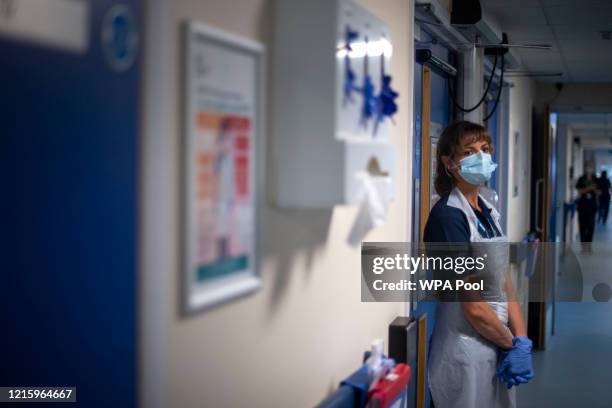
top-left (454, 138), bottom-right (491, 163)
top-left (442, 136), bottom-right (492, 187)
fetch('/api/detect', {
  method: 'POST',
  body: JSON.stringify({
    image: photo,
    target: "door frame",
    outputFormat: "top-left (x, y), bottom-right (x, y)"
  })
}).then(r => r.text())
top-left (528, 106), bottom-right (557, 350)
top-left (419, 65), bottom-right (432, 241)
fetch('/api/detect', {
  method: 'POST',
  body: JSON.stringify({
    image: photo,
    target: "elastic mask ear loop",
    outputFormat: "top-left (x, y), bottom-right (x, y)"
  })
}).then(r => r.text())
top-left (445, 158), bottom-right (460, 176)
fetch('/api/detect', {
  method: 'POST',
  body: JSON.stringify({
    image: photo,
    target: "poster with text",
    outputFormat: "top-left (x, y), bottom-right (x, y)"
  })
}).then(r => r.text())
top-left (183, 22), bottom-right (262, 313)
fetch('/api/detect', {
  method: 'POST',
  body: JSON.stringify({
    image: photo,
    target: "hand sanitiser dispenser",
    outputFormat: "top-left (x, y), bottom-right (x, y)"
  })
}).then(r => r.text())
top-left (273, 0), bottom-right (397, 208)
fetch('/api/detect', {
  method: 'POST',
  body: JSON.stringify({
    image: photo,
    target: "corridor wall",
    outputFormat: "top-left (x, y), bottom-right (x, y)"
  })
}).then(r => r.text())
top-left (139, 0), bottom-right (414, 407)
top-left (506, 77), bottom-right (537, 241)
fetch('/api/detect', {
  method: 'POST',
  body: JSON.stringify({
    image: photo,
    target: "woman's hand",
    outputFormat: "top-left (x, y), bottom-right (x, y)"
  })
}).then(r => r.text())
top-left (461, 302), bottom-right (514, 349)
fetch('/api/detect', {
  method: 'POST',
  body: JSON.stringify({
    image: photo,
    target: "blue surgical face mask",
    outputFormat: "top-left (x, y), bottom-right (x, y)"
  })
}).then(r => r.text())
top-left (457, 151), bottom-right (497, 185)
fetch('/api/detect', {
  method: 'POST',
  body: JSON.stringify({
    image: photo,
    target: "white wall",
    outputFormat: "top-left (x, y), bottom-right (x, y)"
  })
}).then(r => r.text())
top-left (505, 77), bottom-right (536, 241)
top-left (506, 77), bottom-right (536, 241)
top-left (593, 149), bottom-right (612, 172)
top-left (553, 122), bottom-right (570, 243)
top-left (140, 1), bottom-right (414, 407)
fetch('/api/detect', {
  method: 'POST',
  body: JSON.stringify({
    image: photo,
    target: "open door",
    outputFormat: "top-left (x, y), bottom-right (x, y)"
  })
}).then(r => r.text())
top-left (529, 107), bottom-right (558, 349)
top-left (0, 2), bottom-right (140, 405)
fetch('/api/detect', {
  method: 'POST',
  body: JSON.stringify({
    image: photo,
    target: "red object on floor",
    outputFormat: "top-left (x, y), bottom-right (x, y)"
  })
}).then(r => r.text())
top-left (368, 363), bottom-right (411, 408)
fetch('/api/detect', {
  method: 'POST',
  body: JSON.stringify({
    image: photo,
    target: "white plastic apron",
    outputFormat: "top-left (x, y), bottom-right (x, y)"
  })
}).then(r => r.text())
top-left (428, 187), bottom-right (515, 408)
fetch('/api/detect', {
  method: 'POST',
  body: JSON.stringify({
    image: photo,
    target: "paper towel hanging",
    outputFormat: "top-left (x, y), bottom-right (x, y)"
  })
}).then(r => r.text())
top-left (347, 157), bottom-right (393, 246)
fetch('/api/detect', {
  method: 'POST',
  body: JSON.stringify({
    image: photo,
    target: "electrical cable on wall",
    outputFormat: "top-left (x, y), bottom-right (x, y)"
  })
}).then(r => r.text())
top-left (483, 52), bottom-right (505, 122)
top-left (447, 53), bottom-right (499, 113)
top-left (547, 82), bottom-right (564, 105)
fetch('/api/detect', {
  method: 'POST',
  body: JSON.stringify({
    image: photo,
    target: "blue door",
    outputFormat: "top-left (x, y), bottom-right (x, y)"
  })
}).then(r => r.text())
top-left (0, 1), bottom-right (140, 406)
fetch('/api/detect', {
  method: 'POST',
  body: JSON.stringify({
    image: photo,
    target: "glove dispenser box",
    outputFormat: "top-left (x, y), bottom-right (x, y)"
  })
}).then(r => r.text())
top-left (273, 0), bottom-right (397, 208)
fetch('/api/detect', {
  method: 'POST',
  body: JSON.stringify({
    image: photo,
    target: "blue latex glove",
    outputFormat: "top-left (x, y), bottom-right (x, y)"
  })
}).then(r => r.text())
top-left (501, 373), bottom-right (531, 389)
top-left (497, 336), bottom-right (534, 389)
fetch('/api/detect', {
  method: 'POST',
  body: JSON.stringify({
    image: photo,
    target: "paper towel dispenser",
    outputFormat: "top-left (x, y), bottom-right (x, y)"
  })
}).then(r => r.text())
top-left (273, 0), bottom-right (397, 208)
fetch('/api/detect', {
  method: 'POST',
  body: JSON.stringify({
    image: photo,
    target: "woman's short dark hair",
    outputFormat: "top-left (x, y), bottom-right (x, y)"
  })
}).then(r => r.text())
top-left (434, 121), bottom-right (493, 196)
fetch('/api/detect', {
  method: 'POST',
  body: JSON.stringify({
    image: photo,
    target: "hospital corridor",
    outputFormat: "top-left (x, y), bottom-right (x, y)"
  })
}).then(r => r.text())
top-left (2, 0), bottom-right (612, 407)
top-left (519, 225), bottom-right (612, 408)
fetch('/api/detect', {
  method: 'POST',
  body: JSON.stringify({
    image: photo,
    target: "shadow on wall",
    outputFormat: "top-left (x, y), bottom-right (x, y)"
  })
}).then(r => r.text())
top-left (263, 207), bottom-right (333, 314)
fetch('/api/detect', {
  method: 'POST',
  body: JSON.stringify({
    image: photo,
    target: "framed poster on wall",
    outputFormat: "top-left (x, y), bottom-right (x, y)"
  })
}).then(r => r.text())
top-left (182, 21), bottom-right (264, 314)
top-left (429, 121), bottom-right (442, 209)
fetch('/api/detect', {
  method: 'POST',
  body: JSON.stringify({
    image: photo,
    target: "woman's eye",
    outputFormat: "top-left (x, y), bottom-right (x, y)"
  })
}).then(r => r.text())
top-left (464, 151), bottom-right (474, 156)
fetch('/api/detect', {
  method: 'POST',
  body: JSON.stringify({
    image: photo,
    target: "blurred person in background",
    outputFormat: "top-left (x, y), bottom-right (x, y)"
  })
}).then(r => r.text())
top-left (597, 170), bottom-right (611, 225)
top-left (575, 162), bottom-right (599, 253)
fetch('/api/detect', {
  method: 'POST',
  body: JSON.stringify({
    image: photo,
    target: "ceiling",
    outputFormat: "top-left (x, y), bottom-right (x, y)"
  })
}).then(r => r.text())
top-left (481, 0), bottom-right (612, 82)
top-left (559, 113), bottom-right (612, 149)
top-left (558, 113), bottom-right (612, 125)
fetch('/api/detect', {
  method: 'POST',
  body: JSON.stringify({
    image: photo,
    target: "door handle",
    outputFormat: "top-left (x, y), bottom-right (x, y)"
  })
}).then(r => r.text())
top-left (535, 178), bottom-right (544, 233)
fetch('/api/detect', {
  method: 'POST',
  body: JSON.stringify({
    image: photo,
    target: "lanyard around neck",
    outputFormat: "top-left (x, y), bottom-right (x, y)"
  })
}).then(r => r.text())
top-left (473, 208), bottom-right (499, 239)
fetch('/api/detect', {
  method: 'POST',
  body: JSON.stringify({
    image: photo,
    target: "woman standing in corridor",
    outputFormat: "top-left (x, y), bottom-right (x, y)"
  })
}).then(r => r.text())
top-left (424, 121), bottom-right (534, 408)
